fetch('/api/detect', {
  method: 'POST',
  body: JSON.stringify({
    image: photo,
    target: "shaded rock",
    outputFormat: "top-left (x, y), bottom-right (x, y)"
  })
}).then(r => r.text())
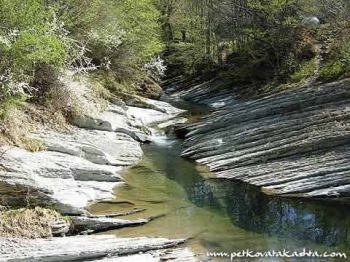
top-left (173, 123), bottom-right (191, 139)
top-left (126, 99), bottom-right (186, 127)
top-left (113, 93), bottom-right (164, 112)
top-left (166, 78), bottom-right (236, 109)
top-left (158, 117), bottom-right (188, 130)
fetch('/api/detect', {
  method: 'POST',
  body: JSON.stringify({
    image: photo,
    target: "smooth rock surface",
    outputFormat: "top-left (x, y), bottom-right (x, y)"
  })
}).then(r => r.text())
top-left (73, 104), bottom-right (151, 143)
top-left (0, 146), bottom-right (123, 214)
top-left (31, 128), bottom-right (142, 166)
top-left (0, 86), bottom-right (185, 214)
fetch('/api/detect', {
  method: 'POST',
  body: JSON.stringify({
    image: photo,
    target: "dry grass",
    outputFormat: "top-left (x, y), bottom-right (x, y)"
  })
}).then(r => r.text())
top-left (0, 71), bottom-right (112, 150)
top-left (0, 207), bottom-right (68, 238)
top-left (0, 102), bottom-right (44, 151)
top-left (0, 100), bottom-right (67, 151)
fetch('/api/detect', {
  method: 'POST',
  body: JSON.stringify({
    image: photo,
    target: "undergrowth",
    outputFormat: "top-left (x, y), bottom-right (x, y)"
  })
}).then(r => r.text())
top-left (0, 207), bottom-right (68, 238)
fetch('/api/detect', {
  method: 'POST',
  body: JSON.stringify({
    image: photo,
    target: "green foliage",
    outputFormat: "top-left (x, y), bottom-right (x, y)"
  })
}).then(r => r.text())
top-left (0, 0), bottom-right (165, 105)
top-left (290, 58), bottom-right (317, 82)
top-left (0, 95), bottom-right (24, 121)
top-left (0, 0), bottom-right (75, 97)
top-left (319, 23), bottom-right (350, 81)
top-left (165, 43), bottom-right (213, 76)
top-left (11, 32), bottom-right (65, 69)
top-left (117, 0), bottom-right (164, 61)
top-left (0, 0), bottom-right (47, 29)
top-left (320, 61), bottom-right (345, 80)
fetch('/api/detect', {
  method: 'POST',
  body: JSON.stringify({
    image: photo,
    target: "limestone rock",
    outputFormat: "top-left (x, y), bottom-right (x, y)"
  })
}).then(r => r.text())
top-left (31, 128), bottom-right (142, 166)
top-left (0, 147), bottom-right (123, 215)
top-left (178, 79), bottom-right (350, 201)
top-left (70, 216), bottom-right (148, 233)
top-left (0, 236), bottom-right (187, 261)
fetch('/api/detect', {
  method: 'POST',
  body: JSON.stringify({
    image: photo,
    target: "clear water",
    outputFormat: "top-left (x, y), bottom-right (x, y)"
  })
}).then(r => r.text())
top-left (89, 136), bottom-right (350, 261)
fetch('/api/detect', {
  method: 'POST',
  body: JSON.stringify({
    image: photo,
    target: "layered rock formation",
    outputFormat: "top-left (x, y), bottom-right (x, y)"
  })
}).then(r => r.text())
top-left (0, 82), bottom-right (184, 215)
top-left (0, 236), bottom-right (195, 261)
top-left (0, 75), bottom-right (193, 261)
top-left (169, 78), bottom-right (350, 202)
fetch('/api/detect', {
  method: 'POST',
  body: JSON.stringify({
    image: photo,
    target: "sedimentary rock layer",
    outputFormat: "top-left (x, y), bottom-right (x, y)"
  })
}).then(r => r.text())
top-left (178, 79), bottom-right (350, 200)
top-left (0, 236), bottom-right (192, 261)
top-left (0, 89), bottom-right (184, 214)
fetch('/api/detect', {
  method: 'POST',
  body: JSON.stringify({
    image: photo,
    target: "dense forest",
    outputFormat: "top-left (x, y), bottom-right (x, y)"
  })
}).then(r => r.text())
top-left (0, 0), bottom-right (350, 143)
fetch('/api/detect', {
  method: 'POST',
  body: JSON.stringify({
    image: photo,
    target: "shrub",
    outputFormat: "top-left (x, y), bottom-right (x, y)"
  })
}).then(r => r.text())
top-left (320, 61), bottom-right (345, 80)
top-left (290, 58), bottom-right (317, 82)
top-left (143, 56), bottom-right (167, 81)
top-left (316, 22), bottom-right (350, 81)
top-left (0, 95), bottom-right (25, 121)
top-left (165, 42), bottom-right (214, 77)
top-left (0, 0), bottom-right (78, 100)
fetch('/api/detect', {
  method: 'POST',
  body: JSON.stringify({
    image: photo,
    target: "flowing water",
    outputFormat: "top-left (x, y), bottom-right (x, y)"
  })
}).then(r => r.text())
top-left (89, 104), bottom-right (350, 261)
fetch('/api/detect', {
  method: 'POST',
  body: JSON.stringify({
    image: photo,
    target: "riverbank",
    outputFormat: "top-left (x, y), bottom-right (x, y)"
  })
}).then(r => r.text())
top-left (0, 72), bottom-right (197, 261)
top-left (165, 76), bottom-right (350, 203)
top-left (1, 71), bottom-right (350, 260)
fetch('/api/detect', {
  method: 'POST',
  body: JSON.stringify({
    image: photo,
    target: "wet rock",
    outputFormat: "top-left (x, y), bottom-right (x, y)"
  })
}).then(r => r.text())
top-left (173, 123), bottom-right (191, 139)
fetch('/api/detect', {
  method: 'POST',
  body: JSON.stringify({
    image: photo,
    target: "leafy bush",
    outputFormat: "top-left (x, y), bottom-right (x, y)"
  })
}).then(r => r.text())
top-left (0, 95), bottom-right (25, 121)
top-left (320, 61), bottom-right (346, 80)
top-left (319, 24), bottom-right (350, 81)
top-left (165, 42), bottom-right (214, 77)
top-left (0, 0), bottom-right (78, 101)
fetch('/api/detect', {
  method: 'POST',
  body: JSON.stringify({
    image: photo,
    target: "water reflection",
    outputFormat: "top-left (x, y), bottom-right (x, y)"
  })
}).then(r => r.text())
top-left (89, 137), bottom-right (350, 260)
top-left (206, 180), bottom-right (349, 247)
top-left (144, 140), bottom-right (350, 248)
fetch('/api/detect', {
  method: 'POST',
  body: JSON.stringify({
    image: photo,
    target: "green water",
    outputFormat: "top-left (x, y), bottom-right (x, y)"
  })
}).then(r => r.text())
top-left (89, 137), bottom-right (350, 261)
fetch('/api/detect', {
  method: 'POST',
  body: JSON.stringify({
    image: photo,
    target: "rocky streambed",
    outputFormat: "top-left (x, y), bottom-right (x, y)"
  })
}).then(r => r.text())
top-left (1, 74), bottom-right (350, 261)
top-left (0, 75), bottom-right (197, 261)
top-left (166, 77), bottom-right (350, 202)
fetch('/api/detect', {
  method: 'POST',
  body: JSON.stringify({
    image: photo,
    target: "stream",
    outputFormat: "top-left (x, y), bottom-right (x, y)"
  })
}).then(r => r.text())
top-left (89, 102), bottom-right (350, 261)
